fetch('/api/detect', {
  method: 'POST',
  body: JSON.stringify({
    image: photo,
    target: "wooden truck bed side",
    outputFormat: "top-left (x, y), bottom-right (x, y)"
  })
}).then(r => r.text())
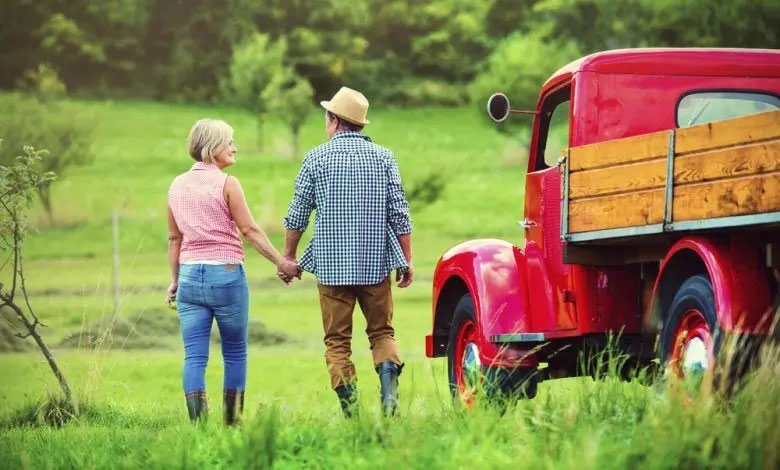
top-left (562, 110), bottom-right (780, 244)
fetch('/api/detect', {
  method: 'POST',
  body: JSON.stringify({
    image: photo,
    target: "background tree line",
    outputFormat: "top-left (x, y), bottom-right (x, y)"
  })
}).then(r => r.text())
top-left (1, 0), bottom-right (778, 222)
top-left (2, 0), bottom-right (778, 108)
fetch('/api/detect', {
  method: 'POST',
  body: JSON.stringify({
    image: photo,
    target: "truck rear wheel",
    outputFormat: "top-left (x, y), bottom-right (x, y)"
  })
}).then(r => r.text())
top-left (660, 274), bottom-right (718, 383)
top-left (447, 294), bottom-right (537, 405)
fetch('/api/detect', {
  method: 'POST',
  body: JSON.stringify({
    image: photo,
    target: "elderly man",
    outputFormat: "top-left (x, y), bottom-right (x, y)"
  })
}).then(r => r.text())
top-left (282, 86), bottom-right (413, 417)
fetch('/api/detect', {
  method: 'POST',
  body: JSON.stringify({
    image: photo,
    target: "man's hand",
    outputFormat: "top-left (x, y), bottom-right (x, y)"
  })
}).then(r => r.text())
top-left (166, 282), bottom-right (178, 309)
top-left (396, 265), bottom-right (414, 288)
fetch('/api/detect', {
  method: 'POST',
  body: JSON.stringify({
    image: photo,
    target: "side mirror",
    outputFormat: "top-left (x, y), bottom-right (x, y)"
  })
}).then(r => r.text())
top-left (487, 93), bottom-right (511, 122)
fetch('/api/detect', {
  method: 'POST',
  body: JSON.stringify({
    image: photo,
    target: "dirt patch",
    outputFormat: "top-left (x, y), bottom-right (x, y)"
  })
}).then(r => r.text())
top-left (58, 315), bottom-right (171, 350)
top-left (58, 308), bottom-right (291, 350)
top-left (245, 319), bottom-right (290, 346)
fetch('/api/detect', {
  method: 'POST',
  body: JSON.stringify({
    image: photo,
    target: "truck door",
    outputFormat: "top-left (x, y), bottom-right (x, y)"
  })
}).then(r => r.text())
top-left (523, 83), bottom-right (577, 332)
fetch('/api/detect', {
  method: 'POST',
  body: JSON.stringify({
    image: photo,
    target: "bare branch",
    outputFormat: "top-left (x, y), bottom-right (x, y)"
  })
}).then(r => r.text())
top-left (14, 331), bottom-right (32, 339)
top-left (18, 253), bottom-right (45, 327)
top-left (9, 211), bottom-right (20, 300)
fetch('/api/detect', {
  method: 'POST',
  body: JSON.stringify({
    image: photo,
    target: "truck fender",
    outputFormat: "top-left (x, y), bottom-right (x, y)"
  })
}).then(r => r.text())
top-left (428, 239), bottom-right (536, 366)
top-left (649, 236), bottom-right (773, 335)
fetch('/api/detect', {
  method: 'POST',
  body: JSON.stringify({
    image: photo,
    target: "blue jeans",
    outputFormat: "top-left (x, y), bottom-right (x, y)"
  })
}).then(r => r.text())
top-left (176, 263), bottom-right (249, 394)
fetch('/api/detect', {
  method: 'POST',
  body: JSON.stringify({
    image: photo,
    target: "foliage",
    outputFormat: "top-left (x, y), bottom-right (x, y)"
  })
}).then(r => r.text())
top-left (380, 78), bottom-right (468, 107)
top-left (16, 63), bottom-right (67, 101)
top-left (222, 33), bottom-right (317, 154)
top-left (1, 0), bottom-right (779, 104)
top-left (261, 70), bottom-right (315, 158)
top-left (221, 33), bottom-right (288, 147)
top-left (0, 94), bottom-right (93, 222)
top-left (253, 0), bottom-right (372, 101)
top-left (222, 33), bottom-right (287, 116)
top-left (645, 0), bottom-right (780, 48)
top-left (469, 34), bottom-right (581, 134)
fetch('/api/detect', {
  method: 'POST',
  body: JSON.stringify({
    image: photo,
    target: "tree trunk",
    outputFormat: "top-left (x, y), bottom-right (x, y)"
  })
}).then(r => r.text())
top-left (36, 183), bottom-right (53, 225)
top-left (4, 299), bottom-right (75, 410)
top-left (292, 123), bottom-right (301, 159)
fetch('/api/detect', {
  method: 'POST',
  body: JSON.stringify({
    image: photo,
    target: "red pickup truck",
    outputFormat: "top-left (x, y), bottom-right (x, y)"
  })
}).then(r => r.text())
top-left (425, 48), bottom-right (780, 402)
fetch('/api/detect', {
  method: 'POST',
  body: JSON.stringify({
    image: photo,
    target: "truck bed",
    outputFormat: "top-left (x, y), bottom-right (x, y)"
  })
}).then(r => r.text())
top-left (561, 110), bottom-right (780, 247)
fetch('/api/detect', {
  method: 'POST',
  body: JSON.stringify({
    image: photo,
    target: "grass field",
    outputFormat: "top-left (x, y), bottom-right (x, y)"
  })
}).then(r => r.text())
top-left (0, 98), bottom-right (778, 469)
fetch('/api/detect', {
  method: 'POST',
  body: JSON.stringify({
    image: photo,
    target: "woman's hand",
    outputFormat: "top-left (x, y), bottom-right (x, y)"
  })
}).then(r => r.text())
top-left (277, 258), bottom-right (301, 284)
top-left (167, 282), bottom-right (178, 309)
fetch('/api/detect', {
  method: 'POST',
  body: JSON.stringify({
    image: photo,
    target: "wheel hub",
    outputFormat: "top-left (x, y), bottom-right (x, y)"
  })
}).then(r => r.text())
top-left (671, 308), bottom-right (713, 380)
top-left (681, 337), bottom-right (709, 377)
top-left (461, 342), bottom-right (481, 390)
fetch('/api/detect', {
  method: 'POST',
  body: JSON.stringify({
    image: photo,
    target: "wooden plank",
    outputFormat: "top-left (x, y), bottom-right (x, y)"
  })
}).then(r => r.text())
top-left (568, 138), bottom-right (779, 200)
top-left (674, 139), bottom-right (780, 185)
top-left (568, 189), bottom-right (664, 233)
top-left (673, 171), bottom-right (780, 222)
top-left (676, 110), bottom-right (780, 155)
top-left (569, 131), bottom-right (668, 172)
top-left (569, 158), bottom-right (666, 199)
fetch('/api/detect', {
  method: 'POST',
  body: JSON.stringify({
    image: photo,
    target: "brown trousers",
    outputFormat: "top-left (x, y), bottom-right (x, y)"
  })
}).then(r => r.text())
top-left (318, 277), bottom-right (402, 389)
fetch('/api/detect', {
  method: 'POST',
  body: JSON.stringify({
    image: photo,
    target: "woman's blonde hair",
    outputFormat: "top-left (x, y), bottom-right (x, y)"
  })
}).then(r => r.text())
top-left (187, 119), bottom-right (233, 163)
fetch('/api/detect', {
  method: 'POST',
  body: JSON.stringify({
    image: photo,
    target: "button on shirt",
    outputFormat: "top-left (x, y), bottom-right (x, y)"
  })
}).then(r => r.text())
top-left (284, 132), bottom-right (412, 286)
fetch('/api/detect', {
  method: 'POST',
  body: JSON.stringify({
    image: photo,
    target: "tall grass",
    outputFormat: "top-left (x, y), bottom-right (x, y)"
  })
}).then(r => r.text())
top-left (2, 344), bottom-right (777, 469)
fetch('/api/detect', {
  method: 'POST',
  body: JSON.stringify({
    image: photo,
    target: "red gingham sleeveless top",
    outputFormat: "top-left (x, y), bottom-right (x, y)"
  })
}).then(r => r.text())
top-left (168, 162), bottom-right (244, 263)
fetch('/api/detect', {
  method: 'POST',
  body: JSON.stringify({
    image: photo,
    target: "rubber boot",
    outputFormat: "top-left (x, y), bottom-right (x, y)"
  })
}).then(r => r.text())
top-left (376, 361), bottom-right (403, 416)
top-left (185, 391), bottom-right (208, 422)
top-left (223, 390), bottom-right (244, 426)
top-left (334, 383), bottom-right (359, 418)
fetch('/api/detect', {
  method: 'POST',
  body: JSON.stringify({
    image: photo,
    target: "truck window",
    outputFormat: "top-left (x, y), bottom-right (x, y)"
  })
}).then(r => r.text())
top-left (677, 91), bottom-right (780, 127)
top-left (536, 85), bottom-right (571, 170)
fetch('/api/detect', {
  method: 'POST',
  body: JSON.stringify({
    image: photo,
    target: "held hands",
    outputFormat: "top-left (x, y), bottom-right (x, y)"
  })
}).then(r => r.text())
top-left (277, 257), bottom-right (302, 284)
top-left (396, 264), bottom-right (414, 288)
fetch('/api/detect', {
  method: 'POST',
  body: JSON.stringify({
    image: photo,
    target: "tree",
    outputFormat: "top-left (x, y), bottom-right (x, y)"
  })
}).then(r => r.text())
top-left (469, 33), bottom-right (580, 134)
top-left (221, 33), bottom-right (288, 149)
top-left (0, 142), bottom-right (76, 416)
top-left (261, 71), bottom-right (314, 158)
top-left (252, 0), bottom-right (372, 101)
top-left (0, 94), bottom-right (93, 223)
top-left (530, 0), bottom-right (651, 52)
top-left (646, 0), bottom-right (780, 49)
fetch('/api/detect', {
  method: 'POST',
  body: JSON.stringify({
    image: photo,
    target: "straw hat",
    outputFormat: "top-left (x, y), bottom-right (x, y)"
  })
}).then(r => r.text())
top-left (320, 86), bottom-right (370, 126)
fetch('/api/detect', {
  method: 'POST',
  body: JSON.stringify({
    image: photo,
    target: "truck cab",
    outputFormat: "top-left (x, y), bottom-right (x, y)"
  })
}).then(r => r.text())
top-left (426, 48), bottom-right (780, 401)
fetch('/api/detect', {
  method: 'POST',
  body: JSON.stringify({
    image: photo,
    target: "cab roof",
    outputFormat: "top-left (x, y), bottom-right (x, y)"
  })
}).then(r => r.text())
top-left (541, 48), bottom-right (780, 95)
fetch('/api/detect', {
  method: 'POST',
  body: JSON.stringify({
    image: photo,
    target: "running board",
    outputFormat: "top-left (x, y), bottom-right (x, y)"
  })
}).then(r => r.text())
top-left (491, 333), bottom-right (545, 343)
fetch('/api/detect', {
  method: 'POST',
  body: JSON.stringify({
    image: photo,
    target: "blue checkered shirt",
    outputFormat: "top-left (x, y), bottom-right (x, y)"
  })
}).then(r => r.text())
top-left (283, 131), bottom-right (412, 286)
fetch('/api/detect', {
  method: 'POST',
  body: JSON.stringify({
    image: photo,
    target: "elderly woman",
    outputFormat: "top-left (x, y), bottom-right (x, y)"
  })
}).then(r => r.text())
top-left (167, 119), bottom-right (298, 425)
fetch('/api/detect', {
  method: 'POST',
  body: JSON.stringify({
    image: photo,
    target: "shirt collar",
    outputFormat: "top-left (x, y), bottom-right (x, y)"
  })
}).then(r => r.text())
top-left (331, 131), bottom-right (372, 143)
top-left (191, 161), bottom-right (220, 171)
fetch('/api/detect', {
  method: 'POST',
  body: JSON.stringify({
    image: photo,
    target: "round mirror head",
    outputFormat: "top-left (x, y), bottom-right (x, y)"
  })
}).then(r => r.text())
top-left (487, 93), bottom-right (510, 122)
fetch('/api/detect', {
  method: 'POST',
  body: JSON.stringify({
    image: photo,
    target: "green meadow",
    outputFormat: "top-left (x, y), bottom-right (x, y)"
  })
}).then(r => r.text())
top-left (0, 99), bottom-right (777, 469)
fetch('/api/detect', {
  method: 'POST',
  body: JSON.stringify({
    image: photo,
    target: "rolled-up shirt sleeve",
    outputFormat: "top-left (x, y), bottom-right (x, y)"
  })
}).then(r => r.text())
top-left (386, 154), bottom-right (412, 235)
top-left (284, 157), bottom-right (316, 231)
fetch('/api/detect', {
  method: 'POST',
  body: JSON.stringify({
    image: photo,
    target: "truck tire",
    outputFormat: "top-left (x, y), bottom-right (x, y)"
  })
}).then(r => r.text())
top-left (447, 294), bottom-right (537, 405)
top-left (659, 274), bottom-right (719, 382)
